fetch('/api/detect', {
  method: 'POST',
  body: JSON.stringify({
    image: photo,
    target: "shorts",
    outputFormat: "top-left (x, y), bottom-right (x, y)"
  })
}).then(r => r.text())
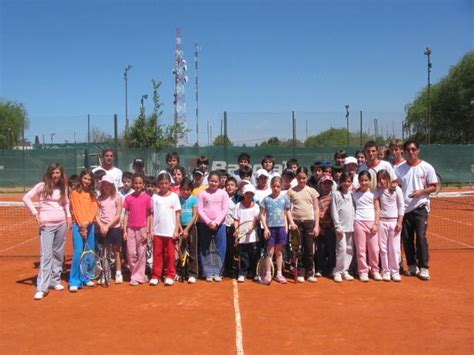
top-left (268, 226), bottom-right (288, 247)
top-left (97, 227), bottom-right (123, 247)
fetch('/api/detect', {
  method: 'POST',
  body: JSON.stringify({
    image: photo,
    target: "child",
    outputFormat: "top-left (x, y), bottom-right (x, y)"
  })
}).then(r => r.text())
top-left (197, 171), bottom-right (229, 282)
top-left (251, 154), bottom-right (280, 187)
top-left (149, 173), bottom-right (181, 286)
top-left (119, 171), bottom-right (134, 201)
top-left (378, 145), bottom-right (390, 161)
top-left (232, 152), bottom-right (251, 183)
top-left (162, 152), bottom-right (180, 183)
top-left (145, 176), bottom-right (156, 196)
top-left (331, 173), bottom-right (355, 283)
top-left (69, 169), bottom-right (98, 292)
top-left (287, 167), bottom-right (320, 283)
top-left (355, 150), bottom-right (366, 167)
top-left (218, 169), bottom-right (229, 189)
top-left (93, 169), bottom-right (106, 196)
top-left (260, 176), bottom-right (296, 284)
top-left (389, 139), bottom-right (406, 169)
top-left (308, 161), bottom-right (323, 191)
top-left (191, 167), bottom-right (208, 196)
top-left (196, 155), bottom-right (210, 185)
top-left (315, 175), bottom-right (336, 277)
top-left (286, 159), bottom-right (299, 188)
top-left (334, 149), bottom-right (347, 167)
top-left (281, 168), bottom-right (295, 194)
top-left (132, 158), bottom-right (146, 175)
top-left (352, 170), bottom-right (381, 282)
top-left (253, 169), bottom-right (272, 203)
top-left (67, 174), bottom-right (79, 191)
top-left (23, 163), bottom-right (71, 300)
top-left (122, 174), bottom-right (153, 286)
top-left (96, 175), bottom-right (123, 284)
top-left (178, 178), bottom-right (199, 283)
top-left (237, 165), bottom-right (253, 196)
top-left (224, 177), bottom-right (240, 276)
top-left (375, 170), bottom-right (404, 282)
top-left (233, 184), bottom-right (260, 282)
top-left (171, 165), bottom-right (186, 195)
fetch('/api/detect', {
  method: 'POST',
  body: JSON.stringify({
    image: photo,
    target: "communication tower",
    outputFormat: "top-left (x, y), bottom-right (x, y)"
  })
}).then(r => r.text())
top-left (173, 28), bottom-right (188, 145)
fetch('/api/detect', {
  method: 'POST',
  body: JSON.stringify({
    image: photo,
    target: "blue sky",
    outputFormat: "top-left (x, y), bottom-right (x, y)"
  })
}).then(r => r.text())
top-left (1, 0), bottom-right (472, 145)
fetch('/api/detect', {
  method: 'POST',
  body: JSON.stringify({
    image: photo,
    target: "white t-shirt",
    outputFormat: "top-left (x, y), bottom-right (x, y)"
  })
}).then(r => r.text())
top-left (254, 187), bottom-right (272, 204)
top-left (233, 202), bottom-right (260, 244)
top-left (152, 192), bottom-right (181, 237)
top-left (93, 166), bottom-right (123, 189)
top-left (395, 160), bottom-right (438, 213)
top-left (354, 160), bottom-right (397, 189)
top-left (352, 189), bottom-right (376, 221)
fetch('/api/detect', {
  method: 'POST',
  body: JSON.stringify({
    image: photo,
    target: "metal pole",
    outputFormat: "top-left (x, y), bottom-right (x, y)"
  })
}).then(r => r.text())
top-left (224, 111), bottom-right (228, 164)
top-left (124, 65), bottom-right (132, 134)
top-left (345, 105), bottom-right (350, 147)
top-left (114, 114), bottom-right (118, 166)
top-left (195, 43), bottom-right (199, 147)
top-left (424, 47), bottom-right (432, 144)
top-left (292, 111), bottom-right (296, 158)
top-left (87, 114), bottom-right (90, 143)
top-left (359, 110), bottom-right (363, 148)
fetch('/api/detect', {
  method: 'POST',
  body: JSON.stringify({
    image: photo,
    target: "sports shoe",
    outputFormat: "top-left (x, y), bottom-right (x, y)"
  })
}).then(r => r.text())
top-left (188, 276), bottom-right (197, 284)
top-left (406, 265), bottom-right (420, 276)
top-left (149, 278), bottom-right (159, 286)
top-left (419, 268), bottom-right (430, 281)
top-left (253, 275), bottom-right (261, 282)
top-left (314, 272), bottom-right (322, 277)
top-left (52, 284), bottom-right (64, 291)
top-left (373, 272), bottom-right (382, 281)
top-left (307, 276), bottom-right (318, 283)
top-left (333, 273), bottom-right (343, 283)
top-left (34, 291), bottom-right (45, 300)
top-left (262, 274), bottom-right (272, 285)
top-left (164, 278), bottom-right (175, 286)
top-left (115, 272), bottom-right (123, 284)
top-left (206, 276), bottom-right (213, 282)
top-left (69, 286), bottom-right (79, 292)
top-left (296, 276), bottom-right (305, 283)
top-left (274, 274), bottom-right (287, 284)
top-left (343, 272), bottom-right (354, 281)
top-left (237, 275), bottom-right (245, 283)
top-left (382, 272), bottom-right (391, 282)
top-left (213, 276), bottom-right (222, 282)
top-left (359, 273), bottom-right (369, 282)
top-left (129, 280), bottom-right (139, 286)
top-left (391, 272), bottom-right (401, 282)
top-left (139, 275), bottom-right (149, 284)
top-left (85, 281), bottom-right (95, 287)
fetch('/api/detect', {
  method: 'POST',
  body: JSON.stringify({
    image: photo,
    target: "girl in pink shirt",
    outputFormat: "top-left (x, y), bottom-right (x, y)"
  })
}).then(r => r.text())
top-left (197, 171), bottom-right (229, 281)
top-left (375, 170), bottom-right (404, 282)
top-left (23, 163), bottom-right (71, 300)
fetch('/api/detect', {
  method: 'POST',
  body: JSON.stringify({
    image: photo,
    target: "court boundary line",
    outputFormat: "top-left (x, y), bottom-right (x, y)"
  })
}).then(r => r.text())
top-left (0, 235), bottom-right (38, 254)
top-left (428, 231), bottom-right (474, 249)
top-left (431, 213), bottom-right (473, 227)
top-left (232, 279), bottom-right (245, 355)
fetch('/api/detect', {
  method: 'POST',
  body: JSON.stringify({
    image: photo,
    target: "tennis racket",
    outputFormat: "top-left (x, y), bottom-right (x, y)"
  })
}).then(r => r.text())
top-left (233, 220), bottom-right (256, 245)
top-left (97, 242), bottom-right (111, 287)
top-left (203, 232), bottom-right (223, 277)
top-left (289, 228), bottom-right (301, 282)
top-left (256, 245), bottom-right (275, 284)
top-left (79, 240), bottom-right (97, 281)
top-left (176, 237), bottom-right (190, 282)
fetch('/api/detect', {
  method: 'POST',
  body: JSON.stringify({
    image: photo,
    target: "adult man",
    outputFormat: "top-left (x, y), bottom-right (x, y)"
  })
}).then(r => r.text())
top-left (395, 140), bottom-right (438, 281)
top-left (92, 148), bottom-right (123, 189)
top-left (389, 139), bottom-right (406, 169)
top-left (355, 141), bottom-right (397, 189)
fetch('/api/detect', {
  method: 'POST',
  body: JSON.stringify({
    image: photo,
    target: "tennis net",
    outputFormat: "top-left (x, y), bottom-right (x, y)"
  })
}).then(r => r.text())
top-left (0, 191), bottom-right (473, 257)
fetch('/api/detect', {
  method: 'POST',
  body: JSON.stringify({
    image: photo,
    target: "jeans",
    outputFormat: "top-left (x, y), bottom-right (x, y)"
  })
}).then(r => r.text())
top-left (197, 223), bottom-right (226, 277)
top-left (402, 206), bottom-right (430, 269)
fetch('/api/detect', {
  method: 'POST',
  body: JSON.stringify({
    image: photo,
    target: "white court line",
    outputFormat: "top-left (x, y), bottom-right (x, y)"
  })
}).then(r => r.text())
top-left (232, 279), bottom-right (245, 355)
top-left (431, 213), bottom-right (474, 227)
top-left (0, 235), bottom-right (38, 253)
top-left (428, 231), bottom-right (474, 249)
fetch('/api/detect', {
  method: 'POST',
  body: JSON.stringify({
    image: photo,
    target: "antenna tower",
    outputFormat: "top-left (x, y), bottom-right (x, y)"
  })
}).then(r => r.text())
top-left (173, 28), bottom-right (188, 145)
top-left (195, 43), bottom-right (200, 146)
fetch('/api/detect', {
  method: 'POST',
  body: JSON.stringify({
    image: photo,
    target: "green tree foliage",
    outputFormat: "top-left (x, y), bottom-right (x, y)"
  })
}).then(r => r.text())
top-left (259, 136), bottom-right (304, 147)
top-left (0, 100), bottom-right (29, 148)
top-left (213, 134), bottom-right (233, 146)
top-left (304, 128), bottom-right (387, 147)
top-left (124, 80), bottom-right (186, 149)
top-left (406, 51), bottom-right (474, 144)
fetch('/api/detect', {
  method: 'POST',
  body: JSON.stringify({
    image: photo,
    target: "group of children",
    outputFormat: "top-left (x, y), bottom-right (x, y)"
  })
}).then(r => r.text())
top-left (25, 139), bottom-right (422, 300)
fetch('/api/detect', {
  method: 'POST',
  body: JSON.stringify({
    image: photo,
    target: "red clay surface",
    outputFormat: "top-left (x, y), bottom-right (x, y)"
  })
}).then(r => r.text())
top-left (1, 250), bottom-right (473, 354)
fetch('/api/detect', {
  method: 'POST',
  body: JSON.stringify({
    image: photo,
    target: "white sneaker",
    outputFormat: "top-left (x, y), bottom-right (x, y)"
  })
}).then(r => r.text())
top-left (188, 276), bottom-right (197, 284)
top-left (213, 276), bottom-right (222, 282)
top-left (206, 276), bottom-right (213, 282)
top-left (115, 272), bottom-right (123, 284)
top-left (334, 273), bottom-right (343, 283)
top-left (53, 284), bottom-right (64, 291)
top-left (237, 275), bottom-right (245, 283)
top-left (343, 272), bottom-right (354, 281)
top-left (296, 276), bottom-right (305, 283)
top-left (392, 272), bottom-right (402, 282)
top-left (314, 272), bottom-right (322, 277)
top-left (149, 278), bottom-right (159, 286)
top-left (85, 281), bottom-right (95, 287)
top-left (360, 273), bottom-right (369, 282)
top-left (373, 272), bottom-right (382, 281)
top-left (382, 272), bottom-right (391, 282)
top-left (34, 291), bottom-right (45, 300)
top-left (419, 268), bottom-right (430, 281)
top-left (164, 278), bottom-right (174, 286)
top-left (129, 280), bottom-right (139, 286)
top-left (69, 286), bottom-right (79, 292)
top-left (307, 276), bottom-right (318, 283)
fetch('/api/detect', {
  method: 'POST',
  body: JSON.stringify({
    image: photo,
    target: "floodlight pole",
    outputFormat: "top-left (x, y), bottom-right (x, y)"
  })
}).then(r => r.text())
top-left (424, 47), bottom-right (432, 144)
top-left (345, 105), bottom-right (350, 147)
top-left (124, 65), bottom-right (132, 133)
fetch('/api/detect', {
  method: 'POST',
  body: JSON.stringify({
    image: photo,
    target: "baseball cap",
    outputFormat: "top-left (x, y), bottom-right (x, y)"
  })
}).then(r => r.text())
top-left (133, 158), bottom-right (144, 166)
top-left (101, 175), bottom-right (115, 185)
top-left (242, 184), bottom-right (256, 195)
top-left (319, 175), bottom-right (334, 185)
top-left (255, 168), bottom-right (269, 179)
top-left (344, 156), bottom-right (358, 165)
top-left (321, 161), bottom-right (333, 168)
top-left (192, 167), bottom-right (205, 176)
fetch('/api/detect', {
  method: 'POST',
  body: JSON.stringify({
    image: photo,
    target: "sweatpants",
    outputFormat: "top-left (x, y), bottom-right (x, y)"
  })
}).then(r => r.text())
top-left (333, 232), bottom-right (354, 276)
top-left (36, 223), bottom-right (67, 292)
top-left (379, 219), bottom-right (401, 275)
top-left (126, 227), bottom-right (148, 283)
top-left (402, 206), bottom-right (430, 269)
top-left (152, 236), bottom-right (176, 279)
top-left (354, 220), bottom-right (379, 275)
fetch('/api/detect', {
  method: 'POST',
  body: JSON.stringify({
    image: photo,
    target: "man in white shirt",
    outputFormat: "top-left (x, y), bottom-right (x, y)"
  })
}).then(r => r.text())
top-left (92, 148), bottom-right (123, 189)
top-left (355, 141), bottom-right (397, 190)
top-left (395, 140), bottom-right (438, 281)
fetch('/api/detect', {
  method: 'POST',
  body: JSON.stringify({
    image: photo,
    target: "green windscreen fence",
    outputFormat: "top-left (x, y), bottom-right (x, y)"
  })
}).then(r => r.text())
top-left (0, 144), bottom-right (472, 188)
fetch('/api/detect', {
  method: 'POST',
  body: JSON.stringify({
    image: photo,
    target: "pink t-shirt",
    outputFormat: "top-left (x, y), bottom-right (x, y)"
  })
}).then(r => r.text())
top-left (23, 182), bottom-right (71, 226)
top-left (197, 188), bottom-right (229, 225)
top-left (123, 192), bottom-right (152, 228)
top-left (98, 195), bottom-right (121, 228)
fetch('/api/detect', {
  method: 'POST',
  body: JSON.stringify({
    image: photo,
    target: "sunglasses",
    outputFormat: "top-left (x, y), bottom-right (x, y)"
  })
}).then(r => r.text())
top-left (405, 147), bottom-right (418, 152)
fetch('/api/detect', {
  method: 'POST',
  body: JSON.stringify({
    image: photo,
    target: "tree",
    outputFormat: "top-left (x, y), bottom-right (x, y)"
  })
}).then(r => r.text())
top-left (406, 51), bottom-right (474, 144)
top-left (304, 128), bottom-right (349, 147)
top-left (213, 134), bottom-right (233, 146)
top-left (90, 127), bottom-right (113, 143)
top-left (260, 136), bottom-right (282, 147)
top-left (0, 100), bottom-right (29, 149)
top-left (124, 80), bottom-right (187, 149)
